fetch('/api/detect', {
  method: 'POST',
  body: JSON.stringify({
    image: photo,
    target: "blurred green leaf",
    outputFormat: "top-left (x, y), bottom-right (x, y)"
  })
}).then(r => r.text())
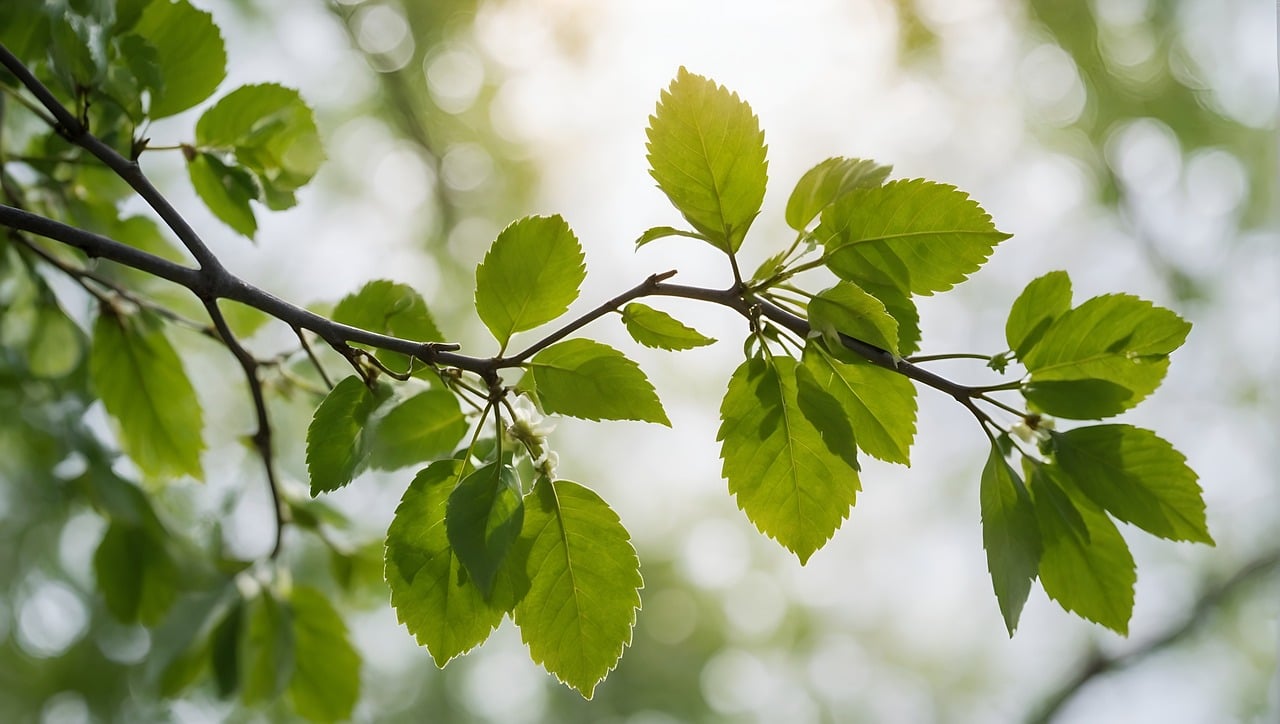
top-left (368, 388), bottom-right (468, 470)
top-left (26, 299), bottom-right (84, 378)
top-left (133, 0), bottom-right (226, 118)
top-left (820, 179), bottom-right (1010, 295)
top-left (530, 339), bottom-right (668, 425)
top-left (1051, 425), bottom-right (1212, 544)
top-left (980, 447), bottom-right (1041, 636)
top-left (89, 309), bottom-right (204, 479)
top-left (620, 303), bottom-right (715, 351)
top-left (645, 67), bottom-right (768, 253)
top-left (287, 586), bottom-right (360, 722)
top-left (718, 356), bottom-right (860, 563)
top-left (305, 375), bottom-right (392, 495)
top-left (1030, 464), bottom-right (1135, 634)
top-left (210, 598), bottom-right (244, 698)
top-left (808, 281), bottom-right (900, 356)
top-left (445, 462), bottom-right (524, 598)
top-left (195, 83), bottom-right (325, 206)
top-left (474, 215), bottom-right (586, 349)
top-left (187, 151), bottom-right (259, 238)
top-left (786, 157), bottom-right (891, 231)
top-left (801, 342), bottom-right (916, 465)
top-left (1022, 294), bottom-right (1190, 418)
top-left (1005, 270), bottom-right (1072, 358)
top-left (386, 460), bottom-right (506, 666)
top-left (0, 2), bottom-right (51, 64)
top-left (240, 591), bottom-right (295, 705)
top-left (93, 522), bottom-right (179, 625)
top-left (513, 478), bottom-right (641, 699)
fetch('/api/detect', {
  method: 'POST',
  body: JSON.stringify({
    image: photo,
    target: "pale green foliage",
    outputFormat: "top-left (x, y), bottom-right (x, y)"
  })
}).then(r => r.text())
top-left (475, 215), bottom-right (586, 349)
top-left (530, 339), bottom-right (669, 425)
top-left (820, 179), bottom-right (1011, 295)
top-left (512, 479), bottom-right (643, 698)
top-left (89, 310), bottom-right (204, 479)
top-left (621, 302), bottom-right (716, 350)
top-left (645, 67), bottom-right (768, 253)
top-left (980, 447), bottom-right (1041, 635)
top-left (718, 356), bottom-right (861, 563)
top-left (0, 15), bottom-right (1214, 716)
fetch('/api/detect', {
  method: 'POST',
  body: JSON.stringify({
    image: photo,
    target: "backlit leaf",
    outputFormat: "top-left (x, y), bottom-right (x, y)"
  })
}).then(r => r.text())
top-left (529, 339), bottom-right (669, 425)
top-left (187, 151), bottom-right (258, 238)
top-left (645, 67), bottom-right (768, 253)
top-left (801, 342), bottom-right (916, 465)
top-left (133, 0), bottom-right (226, 118)
top-left (620, 303), bottom-right (716, 350)
top-left (786, 157), bottom-right (891, 231)
top-left (240, 591), bottom-right (294, 705)
top-left (807, 281), bottom-right (900, 356)
top-left (980, 447), bottom-right (1041, 636)
top-left (1022, 294), bottom-right (1191, 418)
top-left (89, 309), bottom-right (204, 479)
top-left (368, 389), bottom-right (467, 470)
top-left (513, 479), bottom-right (642, 698)
top-left (287, 586), bottom-right (360, 723)
top-left (1051, 425), bottom-right (1212, 544)
top-left (332, 279), bottom-right (444, 377)
top-left (305, 376), bottom-right (392, 495)
top-left (718, 356), bottom-right (861, 563)
top-left (387, 461), bottom-right (506, 667)
top-left (195, 83), bottom-right (325, 207)
top-left (445, 463), bottom-right (524, 597)
top-left (474, 215), bottom-right (586, 349)
top-left (1030, 464), bottom-right (1135, 633)
top-left (633, 226), bottom-right (707, 249)
top-left (1005, 271), bottom-right (1072, 358)
top-left (820, 179), bottom-right (1010, 295)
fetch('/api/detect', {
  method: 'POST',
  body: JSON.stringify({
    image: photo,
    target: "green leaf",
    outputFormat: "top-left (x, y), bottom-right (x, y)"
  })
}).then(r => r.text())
top-left (89, 309), bottom-right (204, 479)
top-left (286, 586), bottom-right (360, 723)
top-left (187, 151), bottom-right (258, 238)
top-left (240, 591), bottom-right (295, 706)
top-left (445, 463), bottom-right (524, 598)
top-left (1005, 271), bottom-right (1072, 358)
top-left (529, 339), bottom-right (669, 425)
top-left (195, 84), bottom-right (325, 206)
top-left (718, 356), bottom-right (861, 563)
top-left (801, 343), bottom-right (916, 465)
top-left (148, 584), bottom-right (239, 697)
top-left (1022, 294), bottom-right (1191, 419)
top-left (820, 179), bottom-right (1010, 296)
top-left (785, 157), bottom-right (891, 231)
top-left (513, 478), bottom-right (642, 699)
top-left (1030, 464), bottom-right (1136, 633)
top-left (387, 461), bottom-right (507, 667)
top-left (620, 303), bottom-right (716, 350)
top-left (645, 67), bottom-right (768, 253)
top-left (863, 280), bottom-right (921, 357)
top-left (133, 0), bottom-right (226, 118)
top-left (368, 389), bottom-right (468, 470)
top-left (305, 376), bottom-right (392, 496)
top-left (979, 447), bottom-right (1041, 636)
top-left (209, 598), bottom-right (243, 698)
top-left (331, 279), bottom-right (444, 377)
top-left (26, 300), bottom-right (84, 379)
top-left (474, 215), bottom-right (586, 349)
top-left (808, 281), bottom-right (900, 356)
top-left (1051, 425), bottom-right (1212, 544)
top-left (93, 522), bottom-right (178, 625)
top-left (633, 226), bottom-right (708, 249)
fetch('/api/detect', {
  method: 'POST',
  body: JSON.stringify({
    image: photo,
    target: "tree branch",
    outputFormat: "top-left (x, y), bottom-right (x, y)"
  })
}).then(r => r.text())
top-left (1028, 548), bottom-right (1280, 723)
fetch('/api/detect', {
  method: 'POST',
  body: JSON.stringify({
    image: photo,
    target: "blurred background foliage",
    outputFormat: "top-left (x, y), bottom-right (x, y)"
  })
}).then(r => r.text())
top-left (0, 0), bottom-right (1276, 722)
